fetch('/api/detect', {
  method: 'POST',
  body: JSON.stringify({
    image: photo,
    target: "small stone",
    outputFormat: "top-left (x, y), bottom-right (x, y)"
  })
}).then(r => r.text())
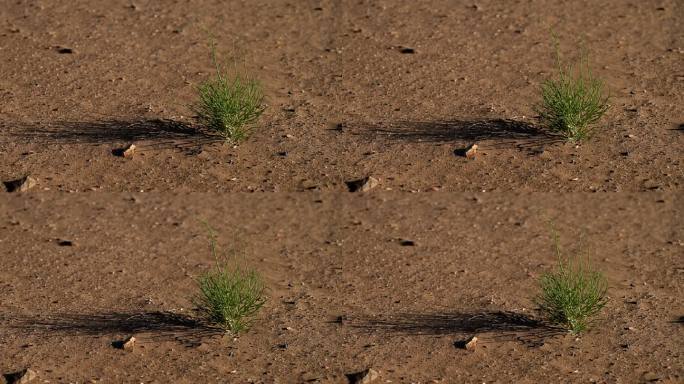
top-left (455, 144), bottom-right (478, 159)
top-left (4, 368), bottom-right (37, 384)
top-left (465, 336), bottom-right (478, 350)
top-left (346, 368), bottom-right (379, 384)
top-left (57, 239), bottom-right (74, 246)
top-left (399, 239), bottom-right (415, 246)
top-left (465, 144), bottom-right (478, 159)
top-left (455, 336), bottom-right (478, 350)
top-left (56, 47), bottom-right (74, 54)
top-left (123, 144), bottom-right (136, 158)
top-left (113, 144), bottom-right (136, 158)
top-left (398, 47), bottom-right (415, 54)
top-left (640, 372), bottom-right (660, 382)
top-left (112, 336), bottom-right (136, 350)
top-left (330, 122), bottom-right (345, 131)
top-left (345, 176), bottom-right (379, 192)
top-left (300, 179), bottom-right (318, 190)
top-left (3, 176), bottom-right (37, 192)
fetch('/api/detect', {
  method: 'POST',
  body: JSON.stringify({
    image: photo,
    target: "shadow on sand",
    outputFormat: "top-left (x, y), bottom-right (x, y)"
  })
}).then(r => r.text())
top-left (2, 311), bottom-right (223, 346)
top-left (1, 119), bottom-right (223, 154)
top-left (354, 118), bottom-right (563, 151)
top-left (353, 310), bottom-right (565, 347)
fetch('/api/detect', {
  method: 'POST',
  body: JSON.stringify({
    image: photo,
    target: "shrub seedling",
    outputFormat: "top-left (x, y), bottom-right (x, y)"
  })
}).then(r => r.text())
top-left (193, 43), bottom-right (265, 142)
top-left (194, 229), bottom-right (266, 333)
top-left (535, 233), bottom-right (608, 333)
top-left (536, 40), bottom-right (610, 141)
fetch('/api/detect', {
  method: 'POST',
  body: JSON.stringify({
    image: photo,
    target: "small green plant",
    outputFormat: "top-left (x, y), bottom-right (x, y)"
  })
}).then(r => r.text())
top-left (193, 43), bottom-right (265, 142)
top-left (194, 228), bottom-right (266, 333)
top-left (536, 40), bottom-right (610, 141)
top-left (536, 232), bottom-right (608, 333)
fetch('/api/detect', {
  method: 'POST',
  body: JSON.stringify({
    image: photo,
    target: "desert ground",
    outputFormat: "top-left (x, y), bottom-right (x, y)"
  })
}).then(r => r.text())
top-left (1, 193), bottom-right (682, 383)
top-left (1, 0), bottom-right (682, 192)
top-left (0, 0), bottom-right (682, 383)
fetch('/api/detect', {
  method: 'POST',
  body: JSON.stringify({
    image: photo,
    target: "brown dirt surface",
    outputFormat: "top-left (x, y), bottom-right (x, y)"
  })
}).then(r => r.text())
top-left (1, 1), bottom-right (683, 383)
top-left (1, 193), bottom-right (682, 383)
top-left (0, 0), bottom-right (682, 192)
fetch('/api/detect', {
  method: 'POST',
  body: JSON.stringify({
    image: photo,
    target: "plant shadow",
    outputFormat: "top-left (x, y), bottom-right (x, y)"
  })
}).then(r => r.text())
top-left (2, 311), bottom-right (224, 347)
top-left (353, 310), bottom-right (565, 347)
top-left (2, 118), bottom-right (223, 154)
top-left (355, 118), bottom-right (563, 151)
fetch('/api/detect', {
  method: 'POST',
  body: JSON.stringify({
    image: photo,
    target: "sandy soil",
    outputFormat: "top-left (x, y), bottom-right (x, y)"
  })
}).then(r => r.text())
top-left (0, 0), bottom-right (682, 192)
top-left (1, 193), bottom-right (682, 383)
top-left (0, 1), bottom-right (682, 383)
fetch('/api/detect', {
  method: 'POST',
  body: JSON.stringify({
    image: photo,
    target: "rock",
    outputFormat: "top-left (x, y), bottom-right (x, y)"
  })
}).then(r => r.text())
top-left (346, 176), bottom-right (379, 192)
top-left (465, 336), bottom-right (478, 350)
top-left (112, 336), bottom-right (136, 350)
top-left (329, 122), bottom-right (345, 132)
top-left (123, 144), bottom-right (136, 158)
top-left (346, 368), bottom-right (379, 384)
top-left (530, 147), bottom-right (546, 156)
top-left (640, 371), bottom-right (660, 382)
top-left (4, 368), bottom-right (37, 384)
top-left (300, 179), bottom-right (318, 190)
top-left (464, 144), bottom-right (478, 159)
top-left (3, 176), bottom-right (37, 192)
top-left (122, 336), bottom-right (136, 350)
top-left (455, 336), bottom-right (478, 350)
top-left (113, 144), bottom-right (136, 158)
top-left (455, 144), bottom-right (478, 159)
top-left (121, 144), bottom-right (135, 159)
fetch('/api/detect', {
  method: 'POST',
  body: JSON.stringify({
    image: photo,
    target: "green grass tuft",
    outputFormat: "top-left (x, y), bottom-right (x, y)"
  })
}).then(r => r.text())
top-left (536, 233), bottom-right (608, 333)
top-left (194, 229), bottom-right (266, 333)
top-left (193, 44), bottom-right (265, 142)
top-left (536, 41), bottom-right (610, 141)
